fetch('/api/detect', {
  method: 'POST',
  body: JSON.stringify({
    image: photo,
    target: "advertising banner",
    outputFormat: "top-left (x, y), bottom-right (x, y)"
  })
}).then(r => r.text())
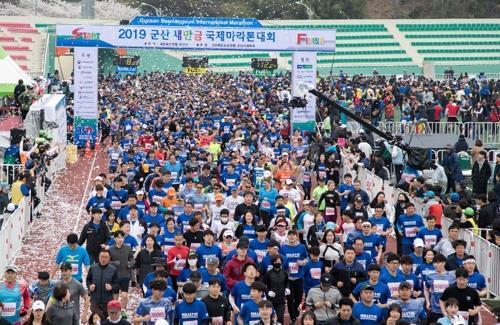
top-left (291, 51), bottom-right (317, 132)
top-left (56, 25), bottom-right (336, 52)
top-left (129, 16), bottom-right (263, 28)
top-left (73, 47), bottom-right (98, 147)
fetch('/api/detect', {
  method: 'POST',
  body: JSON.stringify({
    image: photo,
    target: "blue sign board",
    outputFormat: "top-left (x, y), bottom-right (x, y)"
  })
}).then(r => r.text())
top-left (115, 66), bottom-right (138, 73)
top-left (129, 16), bottom-right (262, 28)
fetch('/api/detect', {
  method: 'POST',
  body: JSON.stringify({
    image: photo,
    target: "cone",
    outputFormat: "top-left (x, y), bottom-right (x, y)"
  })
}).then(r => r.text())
top-left (85, 140), bottom-right (92, 158)
top-left (94, 140), bottom-right (100, 152)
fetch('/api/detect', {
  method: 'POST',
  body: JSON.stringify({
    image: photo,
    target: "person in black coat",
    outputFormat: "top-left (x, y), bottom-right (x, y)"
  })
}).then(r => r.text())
top-left (14, 79), bottom-right (26, 107)
top-left (78, 208), bottom-right (111, 264)
top-left (262, 255), bottom-right (289, 324)
top-left (453, 134), bottom-right (469, 153)
top-left (471, 150), bottom-right (492, 196)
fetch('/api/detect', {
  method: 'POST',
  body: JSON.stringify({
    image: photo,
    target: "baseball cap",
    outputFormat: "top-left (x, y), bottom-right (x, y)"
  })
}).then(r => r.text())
top-left (464, 207), bottom-right (475, 216)
top-left (360, 284), bottom-right (375, 291)
top-left (424, 191), bottom-right (435, 198)
top-left (32, 300), bottom-right (45, 311)
top-left (94, 176), bottom-right (103, 181)
top-left (136, 190), bottom-right (144, 195)
top-left (450, 192), bottom-right (460, 202)
top-left (5, 265), bottom-right (17, 273)
top-left (230, 186), bottom-right (238, 192)
top-left (413, 238), bottom-right (424, 248)
top-left (206, 256), bottom-right (219, 265)
top-left (188, 252), bottom-right (198, 259)
top-left (320, 273), bottom-right (332, 284)
top-left (285, 179), bottom-right (293, 185)
top-left (399, 281), bottom-right (412, 290)
top-left (224, 230), bottom-right (234, 238)
top-left (309, 200), bottom-right (317, 208)
top-left (107, 300), bottom-right (121, 312)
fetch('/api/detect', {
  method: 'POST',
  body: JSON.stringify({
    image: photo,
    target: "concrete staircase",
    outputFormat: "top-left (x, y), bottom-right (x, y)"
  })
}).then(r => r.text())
top-left (384, 21), bottom-right (424, 66)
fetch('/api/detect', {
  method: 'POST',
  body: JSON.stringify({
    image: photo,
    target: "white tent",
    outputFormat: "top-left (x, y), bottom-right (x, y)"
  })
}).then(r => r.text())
top-left (0, 47), bottom-right (34, 96)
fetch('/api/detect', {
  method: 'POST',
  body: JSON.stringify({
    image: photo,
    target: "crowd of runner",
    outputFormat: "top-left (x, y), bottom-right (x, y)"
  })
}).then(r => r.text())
top-left (1, 71), bottom-right (499, 325)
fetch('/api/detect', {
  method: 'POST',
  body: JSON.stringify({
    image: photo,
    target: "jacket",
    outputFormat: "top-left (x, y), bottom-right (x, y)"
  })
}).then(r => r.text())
top-left (305, 286), bottom-right (342, 321)
top-left (325, 315), bottom-right (361, 325)
top-left (222, 255), bottom-right (254, 290)
top-left (86, 263), bottom-right (119, 304)
top-left (108, 244), bottom-right (134, 278)
top-left (478, 201), bottom-right (499, 229)
top-left (330, 260), bottom-right (367, 297)
top-left (78, 221), bottom-right (110, 257)
top-left (45, 300), bottom-right (78, 325)
top-left (471, 160), bottom-right (492, 194)
top-left (262, 268), bottom-right (289, 303)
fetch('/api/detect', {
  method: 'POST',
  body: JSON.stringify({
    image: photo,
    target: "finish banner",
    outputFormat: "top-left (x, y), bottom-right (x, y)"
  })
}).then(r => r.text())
top-left (291, 51), bottom-right (317, 132)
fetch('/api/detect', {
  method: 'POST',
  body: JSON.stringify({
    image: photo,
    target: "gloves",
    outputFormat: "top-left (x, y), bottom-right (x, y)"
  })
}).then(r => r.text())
top-left (268, 291), bottom-right (276, 298)
top-left (285, 288), bottom-right (291, 296)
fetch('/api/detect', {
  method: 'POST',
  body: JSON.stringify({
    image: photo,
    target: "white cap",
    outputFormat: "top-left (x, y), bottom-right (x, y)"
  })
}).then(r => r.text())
top-left (224, 230), bottom-right (234, 237)
top-left (6, 203), bottom-right (15, 212)
top-left (32, 300), bottom-right (45, 311)
top-left (94, 176), bottom-right (103, 181)
top-left (285, 179), bottom-right (293, 185)
top-left (136, 190), bottom-right (144, 195)
top-left (413, 238), bottom-right (424, 247)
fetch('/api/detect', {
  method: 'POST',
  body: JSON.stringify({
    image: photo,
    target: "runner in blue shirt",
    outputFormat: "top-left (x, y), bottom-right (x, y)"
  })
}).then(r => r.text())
top-left (173, 282), bottom-right (209, 325)
top-left (424, 253), bottom-right (456, 323)
top-left (359, 221), bottom-right (383, 263)
top-left (416, 215), bottom-right (442, 250)
top-left (409, 238), bottom-right (425, 272)
top-left (396, 203), bottom-right (424, 255)
top-left (195, 230), bottom-right (223, 267)
top-left (238, 281), bottom-right (267, 325)
top-left (395, 281), bottom-right (427, 324)
top-left (353, 237), bottom-right (375, 272)
top-left (302, 246), bottom-right (324, 296)
top-left (338, 173), bottom-right (355, 211)
top-left (462, 255), bottom-right (488, 297)
top-left (400, 255), bottom-right (422, 297)
top-left (415, 248), bottom-right (436, 281)
top-left (55, 233), bottom-right (90, 282)
top-left (134, 279), bottom-right (174, 325)
top-left (230, 263), bottom-right (256, 316)
top-left (199, 256), bottom-right (227, 293)
top-left (351, 264), bottom-right (391, 308)
top-left (367, 204), bottom-right (393, 251)
top-left (380, 253), bottom-right (406, 300)
top-left (249, 225), bottom-right (270, 266)
top-left (352, 284), bottom-right (384, 324)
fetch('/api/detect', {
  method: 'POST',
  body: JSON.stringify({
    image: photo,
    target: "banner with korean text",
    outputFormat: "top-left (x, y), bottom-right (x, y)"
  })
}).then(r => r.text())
top-left (291, 52), bottom-right (317, 132)
top-left (56, 25), bottom-right (336, 52)
top-left (73, 47), bottom-right (98, 147)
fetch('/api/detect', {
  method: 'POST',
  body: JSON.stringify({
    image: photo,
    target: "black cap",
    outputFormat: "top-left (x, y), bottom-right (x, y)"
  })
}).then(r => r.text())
top-left (399, 281), bottom-right (412, 290)
top-left (320, 273), bottom-right (332, 284)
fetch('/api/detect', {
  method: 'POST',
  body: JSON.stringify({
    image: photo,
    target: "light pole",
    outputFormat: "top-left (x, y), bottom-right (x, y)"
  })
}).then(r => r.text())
top-left (140, 2), bottom-right (162, 16)
top-left (294, 1), bottom-right (316, 20)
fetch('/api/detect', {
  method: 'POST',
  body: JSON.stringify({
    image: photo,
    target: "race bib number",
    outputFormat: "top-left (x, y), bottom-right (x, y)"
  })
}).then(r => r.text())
top-left (174, 258), bottom-right (186, 271)
top-left (256, 250), bottom-right (266, 263)
top-left (71, 263), bottom-right (79, 275)
top-left (150, 307), bottom-right (166, 321)
top-left (212, 316), bottom-right (224, 325)
top-left (1, 303), bottom-right (16, 317)
top-left (183, 320), bottom-right (198, 325)
top-left (388, 282), bottom-right (400, 296)
top-left (457, 311), bottom-right (469, 321)
top-left (194, 203), bottom-right (203, 211)
top-left (433, 279), bottom-right (449, 293)
top-left (376, 224), bottom-right (384, 233)
top-left (325, 207), bottom-right (336, 216)
top-left (303, 174), bottom-right (310, 182)
top-left (111, 201), bottom-right (121, 210)
top-left (261, 200), bottom-right (271, 209)
top-left (145, 143), bottom-right (152, 150)
top-left (319, 171), bottom-right (327, 179)
top-left (190, 242), bottom-right (201, 251)
top-left (226, 179), bottom-right (236, 187)
top-left (310, 268), bottom-right (321, 279)
top-left (171, 171), bottom-right (178, 180)
top-left (110, 152), bottom-right (120, 160)
top-left (404, 227), bottom-right (417, 237)
top-left (424, 235), bottom-right (437, 246)
top-left (289, 262), bottom-right (299, 274)
top-left (152, 195), bottom-right (163, 204)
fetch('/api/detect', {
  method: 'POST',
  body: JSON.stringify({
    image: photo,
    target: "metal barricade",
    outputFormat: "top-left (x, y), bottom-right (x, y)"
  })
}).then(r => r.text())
top-left (464, 122), bottom-right (500, 146)
top-left (0, 164), bottom-right (23, 185)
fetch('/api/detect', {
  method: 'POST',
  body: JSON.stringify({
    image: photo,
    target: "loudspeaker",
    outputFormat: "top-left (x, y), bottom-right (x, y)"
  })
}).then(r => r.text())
top-left (10, 128), bottom-right (26, 145)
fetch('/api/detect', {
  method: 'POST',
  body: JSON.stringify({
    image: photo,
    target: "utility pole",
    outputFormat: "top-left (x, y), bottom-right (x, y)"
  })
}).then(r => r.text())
top-left (82, 0), bottom-right (96, 19)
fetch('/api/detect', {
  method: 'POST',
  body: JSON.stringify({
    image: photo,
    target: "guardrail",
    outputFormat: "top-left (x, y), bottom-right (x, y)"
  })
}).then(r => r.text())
top-left (341, 151), bottom-right (500, 297)
top-left (0, 164), bottom-right (23, 185)
top-left (380, 121), bottom-right (500, 146)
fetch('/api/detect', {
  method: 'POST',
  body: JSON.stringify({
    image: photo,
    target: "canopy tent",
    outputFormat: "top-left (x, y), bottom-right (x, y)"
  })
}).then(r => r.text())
top-left (0, 47), bottom-right (34, 97)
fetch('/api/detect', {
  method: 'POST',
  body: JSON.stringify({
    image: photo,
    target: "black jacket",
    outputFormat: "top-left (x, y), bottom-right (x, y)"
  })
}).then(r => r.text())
top-left (325, 315), bottom-right (361, 325)
top-left (472, 161), bottom-right (492, 195)
top-left (78, 220), bottom-right (111, 257)
top-left (478, 201), bottom-right (499, 229)
top-left (262, 268), bottom-right (289, 303)
top-left (234, 202), bottom-right (260, 222)
top-left (445, 253), bottom-right (465, 271)
top-left (86, 263), bottom-right (119, 304)
top-left (330, 260), bottom-right (367, 297)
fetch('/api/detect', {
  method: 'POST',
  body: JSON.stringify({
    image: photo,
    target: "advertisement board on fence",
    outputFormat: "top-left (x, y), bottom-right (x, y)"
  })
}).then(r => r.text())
top-left (56, 25), bottom-right (336, 52)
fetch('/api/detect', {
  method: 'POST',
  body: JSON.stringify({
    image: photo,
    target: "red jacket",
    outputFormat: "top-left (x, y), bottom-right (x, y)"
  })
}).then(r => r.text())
top-left (222, 255), bottom-right (254, 290)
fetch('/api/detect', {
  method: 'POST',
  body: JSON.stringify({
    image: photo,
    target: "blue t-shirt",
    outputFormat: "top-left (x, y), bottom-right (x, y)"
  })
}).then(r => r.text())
top-left (55, 245), bottom-right (90, 281)
top-left (173, 299), bottom-right (209, 324)
top-left (396, 214), bottom-right (424, 245)
top-left (249, 238), bottom-right (269, 265)
top-left (303, 259), bottom-right (324, 293)
top-left (417, 227), bottom-right (442, 249)
top-left (368, 216), bottom-right (392, 246)
top-left (199, 269), bottom-right (227, 292)
top-left (195, 244), bottom-right (223, 267)
top-left (400, 271), bottom-right (422, 291)
top-left (231, 280), bottom-right (252, 310)
top-left (135, 296), bottom-right (173, 325)
top-left (360, 233), bottom-right (383, 257)
top-left (424, 271), bottom-right (456, 313)
top-left (467, 272), bottom-right (486, 291)
top-left (239, 299), bottom-right (262, 324)
top-left (355, 251), bottom-right (375, 271)
top-left (352, 280), bottom-right (391, 305)
top-left (280, 243), bottom-right (309, 279)
top-left (380, 270), bottom-right (406, 299)
top-left (353, 302), bottom-right (383, 324)
top-left (108, 234), bottom-right (138, 250)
